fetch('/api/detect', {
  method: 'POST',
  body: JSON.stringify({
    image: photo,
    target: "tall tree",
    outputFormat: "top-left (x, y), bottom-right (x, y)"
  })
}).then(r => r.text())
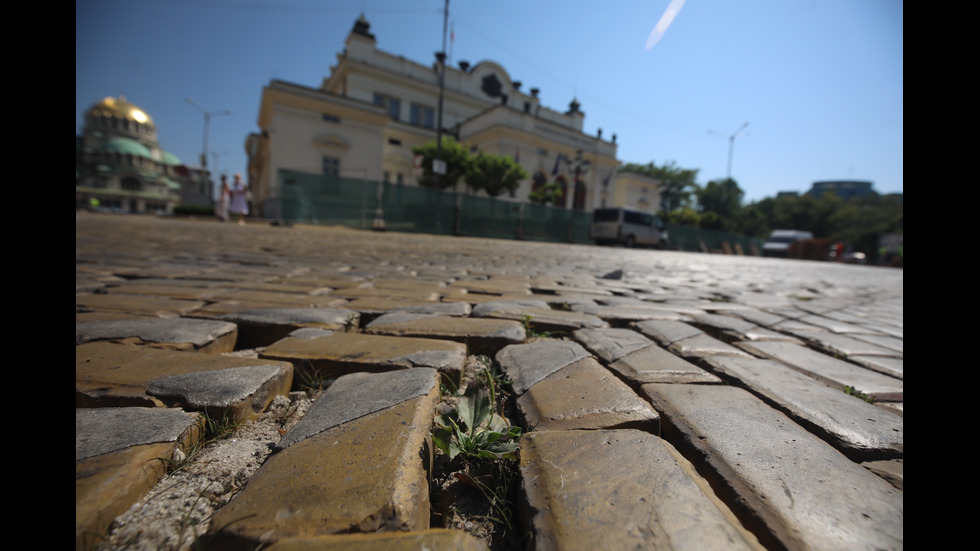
top-left (467, 152), bottom-right (528, 197)
top-left (737, 191), bottom-right (903, 256)
top-left (696, 178), bottom-right (744, 220)
top-left (619, 160), bottom-right (699, 214)
top-left (667, 206), bottom-right (701, 227)
top-left (412, 137), bottom-right (473, 190)
top-left (528, 170), bottom-right (564, 205)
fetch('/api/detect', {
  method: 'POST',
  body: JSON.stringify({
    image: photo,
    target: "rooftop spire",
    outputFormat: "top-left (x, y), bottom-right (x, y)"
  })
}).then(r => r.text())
top-left (352, 14), bottom-right (374, 39)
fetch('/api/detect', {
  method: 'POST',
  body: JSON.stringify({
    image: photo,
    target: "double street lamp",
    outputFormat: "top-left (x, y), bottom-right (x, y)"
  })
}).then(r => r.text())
top-left (186, 98), bottom-right (230, 201)
top-left (433, 0), bottom-right (460, 234)
top-left (708, 122), bottom-right (749, 181)
top-left (186, 97), bottom-right (230, 172)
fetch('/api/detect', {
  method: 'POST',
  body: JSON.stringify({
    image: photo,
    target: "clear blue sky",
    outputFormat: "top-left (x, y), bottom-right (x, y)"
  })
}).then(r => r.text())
top-left (77, 0), bottom-right (903, 203)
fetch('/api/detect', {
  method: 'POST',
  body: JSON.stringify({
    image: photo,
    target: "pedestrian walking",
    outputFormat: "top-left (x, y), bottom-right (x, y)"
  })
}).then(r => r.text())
top-left (217, 174), bottom-right (230, 222)
top-left (229, 173), bottom-right (249, 225)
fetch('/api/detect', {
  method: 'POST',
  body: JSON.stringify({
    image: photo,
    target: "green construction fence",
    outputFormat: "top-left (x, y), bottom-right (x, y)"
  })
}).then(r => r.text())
top-left (278, 170), bottom-right (763, 252)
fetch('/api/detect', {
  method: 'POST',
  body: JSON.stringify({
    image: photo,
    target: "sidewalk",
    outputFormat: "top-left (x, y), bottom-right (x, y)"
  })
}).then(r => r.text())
top-left (76, 213), bottom-right (902, 550)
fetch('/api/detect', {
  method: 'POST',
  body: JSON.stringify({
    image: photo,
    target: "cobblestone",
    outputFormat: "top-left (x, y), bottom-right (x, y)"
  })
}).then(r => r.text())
top-left (76, 213), bottom-right (902, 550)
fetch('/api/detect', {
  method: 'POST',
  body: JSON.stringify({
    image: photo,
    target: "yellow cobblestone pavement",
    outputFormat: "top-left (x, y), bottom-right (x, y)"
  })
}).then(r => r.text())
top-left (76, 213), bottom-right (902, 551)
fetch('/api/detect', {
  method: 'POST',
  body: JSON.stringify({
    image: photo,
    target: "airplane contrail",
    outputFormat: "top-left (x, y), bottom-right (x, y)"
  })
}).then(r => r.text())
top-left (646, 0), bottom-right (687, 50)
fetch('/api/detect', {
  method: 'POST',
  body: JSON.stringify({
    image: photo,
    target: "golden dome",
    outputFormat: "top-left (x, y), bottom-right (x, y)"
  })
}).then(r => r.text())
top-left (88, 96), bottom-right (155, 127)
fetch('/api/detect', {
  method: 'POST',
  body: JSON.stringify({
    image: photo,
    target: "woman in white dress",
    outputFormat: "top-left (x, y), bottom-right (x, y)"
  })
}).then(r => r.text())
top-left (229, 173), bottom-right (249, 225)
top-left (216, 174), bottom-right (230, 222)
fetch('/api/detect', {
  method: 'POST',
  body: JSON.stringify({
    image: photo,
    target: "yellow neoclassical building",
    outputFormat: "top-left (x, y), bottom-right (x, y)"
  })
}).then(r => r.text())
top-left (248, 16), bottom-right (631, 220)
top-left (76, 96), bottom-right (185, 213)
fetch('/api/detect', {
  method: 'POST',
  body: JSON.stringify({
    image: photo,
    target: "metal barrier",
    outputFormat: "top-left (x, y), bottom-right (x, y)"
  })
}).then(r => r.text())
top-left (279, 170), bottom-right (763, 252)
top-left (279, 170), bottom-right (592, 243)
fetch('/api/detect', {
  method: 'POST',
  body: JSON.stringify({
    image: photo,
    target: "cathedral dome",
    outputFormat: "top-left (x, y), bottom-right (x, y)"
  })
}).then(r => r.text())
top-left (87, 96), bottom-right (155, 128)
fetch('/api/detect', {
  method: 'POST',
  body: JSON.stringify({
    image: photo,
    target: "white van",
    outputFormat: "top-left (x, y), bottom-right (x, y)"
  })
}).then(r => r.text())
top-left (590, 207), bottom-right (669, 249)
top-left (762, 229), bottom-right (813, 257)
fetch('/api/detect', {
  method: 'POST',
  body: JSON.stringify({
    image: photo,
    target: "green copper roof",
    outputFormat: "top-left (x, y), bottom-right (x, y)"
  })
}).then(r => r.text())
top-left (161, 150), bottom-right (182, 166)
top-left (102, 137), bottom-right (152, 158)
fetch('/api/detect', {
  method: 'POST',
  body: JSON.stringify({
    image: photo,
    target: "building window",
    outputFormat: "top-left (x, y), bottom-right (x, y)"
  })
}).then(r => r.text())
top-left (121, 177), bottom-right (141, 191)
top-left (410, 103), bottom-right (435, 128)
top-left (373, 93), bottom-right (400, 121)
top-left (322, 156), bottom-right (340, 177)
top-left (322, 113), bottom-right (340, 123)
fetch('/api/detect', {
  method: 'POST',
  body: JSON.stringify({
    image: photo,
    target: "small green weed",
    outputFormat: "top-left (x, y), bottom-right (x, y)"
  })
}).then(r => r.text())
top-left (432, 387), bottom-right (521, 461)
top-left (203, 411), bottom-right (242, 441)
top-left (156, 411), bottom-right (239, 475)
top-left (297, 361), bottom-right (332, 394)
top-left (430, 357), bottom-right (525, 550)
top-left (475, 355), bottom-right (513, 390)
top-left (343, 312), bottom-right (359, 332)
top-left (519, 314), bottom-right (564, 339)
top-left (276, 401), bottom-right (300, 428)
top-left (844, 386), bottom-right (874, 403)
top-left (432, 361), bottom-right (521, 461)
top-left (440, 377), bottom-right (462, 397)
top-left (454, 461), bottom-right (519, 532)
top-left (157, 442), bottom-right (204, 475)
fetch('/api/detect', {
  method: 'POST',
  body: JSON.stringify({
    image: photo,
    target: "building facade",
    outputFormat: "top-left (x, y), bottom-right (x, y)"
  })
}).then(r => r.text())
top-left (76, 96), bottom-right (184, 213)
top-left (806, 180), bottom-right (875, 200)
top-left (249, 16), bottom-right (622, 219)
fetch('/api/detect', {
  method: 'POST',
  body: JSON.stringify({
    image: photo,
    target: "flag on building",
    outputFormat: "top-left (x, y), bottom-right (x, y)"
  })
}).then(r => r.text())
top-left (552, 154), bottom-right (563, 176)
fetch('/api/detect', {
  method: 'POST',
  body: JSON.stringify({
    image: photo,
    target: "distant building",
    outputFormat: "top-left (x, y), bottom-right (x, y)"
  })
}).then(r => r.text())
top-left (249, 16), bottom-right (620, 219)
top-left (175, 165), bottom-right (215, 208)
top-left (604, 172), bottom-right (663, 213)
top-left (776, 191), bottom-right (799, 199)
top-left (76, 96), bottom-right (185, 213)
top-left (806, 180), bottom-right (874, 200)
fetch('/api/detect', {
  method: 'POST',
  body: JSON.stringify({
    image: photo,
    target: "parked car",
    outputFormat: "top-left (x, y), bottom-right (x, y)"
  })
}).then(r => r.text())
top-left (762, 230), bottom-right (813, 258)
top-left (829, 242), bottom-right (867, 264)
top-left (590, 207), bottom-right (668, 249)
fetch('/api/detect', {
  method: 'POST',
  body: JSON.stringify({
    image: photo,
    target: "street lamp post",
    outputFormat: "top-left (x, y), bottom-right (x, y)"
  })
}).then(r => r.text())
top-left (210, 151), bottom-right (229, 178)
top-left (708, 122), bottom-right (749, 181)
top-left (564, 150), bottom-right (591, 242)
top-left (432, 0), bottom-right (459, 235)
top-left (209, 151), bottom-right (230, 199)
top-left (186, 98), bottom-right (230, 210)
top-left (186, 97), bottom-right (230, 175)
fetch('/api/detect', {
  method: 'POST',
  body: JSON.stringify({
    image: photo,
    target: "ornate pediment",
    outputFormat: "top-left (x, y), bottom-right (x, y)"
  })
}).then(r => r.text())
top-left (313, 134), bottom-right (350, 150)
